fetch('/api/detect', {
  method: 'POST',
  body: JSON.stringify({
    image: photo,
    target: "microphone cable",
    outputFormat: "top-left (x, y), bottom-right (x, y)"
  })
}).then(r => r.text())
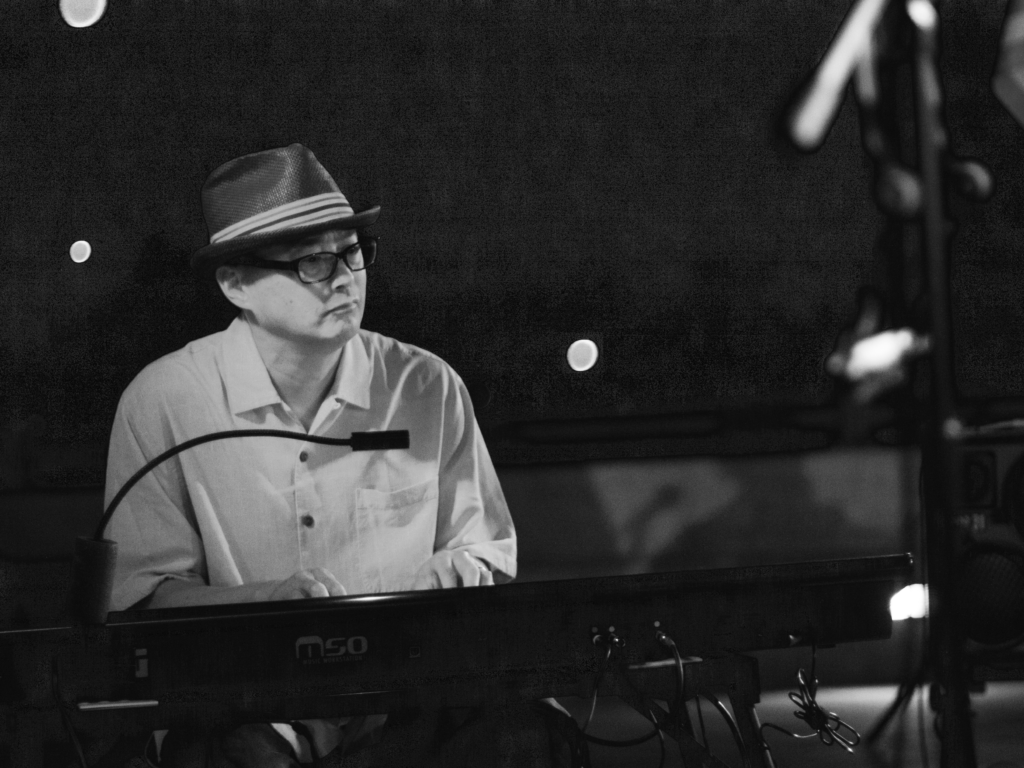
top-left (658, 630), bottom-right (748, 767)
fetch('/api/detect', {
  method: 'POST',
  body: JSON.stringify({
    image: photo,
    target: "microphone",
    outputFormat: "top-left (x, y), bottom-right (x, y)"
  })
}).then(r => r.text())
top-left (825, 291), bottom-right (929, 404)
top-left (349, 430), bottom-right (411, 451)
top-left (70, 429), bottom-right (410, 625)
top-left (787, 0), bottom-right (894, 152)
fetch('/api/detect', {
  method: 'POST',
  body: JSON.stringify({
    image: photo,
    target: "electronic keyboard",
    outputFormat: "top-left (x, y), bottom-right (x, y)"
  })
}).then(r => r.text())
top-left (0, 554), bottom-right (912, 733)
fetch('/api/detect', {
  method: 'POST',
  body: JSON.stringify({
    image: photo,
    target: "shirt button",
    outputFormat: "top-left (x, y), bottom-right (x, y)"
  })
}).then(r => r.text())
top-left (299, 451), bottom-right (308, 462)
top-left (301, 515), bottom-right (315, 528)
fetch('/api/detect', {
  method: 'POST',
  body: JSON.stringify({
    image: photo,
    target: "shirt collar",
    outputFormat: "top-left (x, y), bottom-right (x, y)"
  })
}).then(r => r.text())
top-left (222, 316), bottom-right (372, 415)
top-left (331, 331), bottom-right (372, 410)
top-left (222, 316), bottom-right (284, 416)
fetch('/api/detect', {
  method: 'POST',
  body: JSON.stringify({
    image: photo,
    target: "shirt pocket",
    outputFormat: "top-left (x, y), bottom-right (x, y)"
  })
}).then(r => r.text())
top-left (355, 477), bottom-right (439, 592)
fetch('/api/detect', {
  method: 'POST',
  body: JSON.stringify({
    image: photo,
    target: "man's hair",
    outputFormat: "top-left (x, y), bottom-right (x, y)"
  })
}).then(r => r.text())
top-left (223, 232), bottom-right (310, 270)
top-left (214, 254), bottom-right (262, 286)
top-left (221, 254), bottom-right (256, 269)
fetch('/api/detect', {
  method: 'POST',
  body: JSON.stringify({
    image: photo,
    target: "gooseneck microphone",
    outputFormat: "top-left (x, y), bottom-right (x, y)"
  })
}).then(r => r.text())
top-left (70, 429), bottom-right (410, 625)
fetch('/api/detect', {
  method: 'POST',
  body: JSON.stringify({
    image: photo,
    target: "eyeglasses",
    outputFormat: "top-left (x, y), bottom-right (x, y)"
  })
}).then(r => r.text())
top-left (240, 235), bottom-right (377, 284)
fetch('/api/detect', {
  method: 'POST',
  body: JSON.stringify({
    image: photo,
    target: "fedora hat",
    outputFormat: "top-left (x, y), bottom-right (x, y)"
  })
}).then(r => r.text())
top-left (191, 143), bottom-right (380, 274)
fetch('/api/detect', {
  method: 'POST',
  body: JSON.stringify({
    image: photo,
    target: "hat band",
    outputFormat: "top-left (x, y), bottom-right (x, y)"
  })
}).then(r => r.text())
top-left (209, 192), bottom-right (355, 245)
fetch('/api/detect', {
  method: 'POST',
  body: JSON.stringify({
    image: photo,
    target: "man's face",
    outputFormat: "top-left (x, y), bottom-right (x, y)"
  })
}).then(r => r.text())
top-left (227, 228), bottom-right (367, 350)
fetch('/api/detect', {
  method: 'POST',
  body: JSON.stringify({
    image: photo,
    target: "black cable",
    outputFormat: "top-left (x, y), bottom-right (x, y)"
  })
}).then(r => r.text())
top-left (865, 616), bottom-right (932, 765)
top-left (759, 644), bottom-right (862, 755)
top-left (51, 654), bottom-right (89, 768)
top-left (695, 693), bottom-right (708, 751)
top-left (702, 691), bottom-right (748, 765)
top-left (580, 653), bottom-right (663, 749)
top-left (659, 638), bottom-right (684, 765)
top-left (568, 633), bottom-right (667, 767)
top-left (656, 712), bottom-right (666, 768)
top-left (556, 703), bottom-right (592, 766)
top-left (646, 700), bottom-right (667, 768)
top-left (599, 654), bottom-right (665, 753)
top-left (580, 699), bottom-right (665, 768)
top-left (866, 657), bottom-right (928, 744)
top-left (660, 630), bottom-right (749, 766)
top-left (864, 444), bottom-right (933, 768)
top-left (583, 725), bottom-right (661, 748)
top-left (582, 644), bottom-right (613, 734)
top-left (664, 634), bottom-right (691, 767)
top-left (660, 630), bottom-right (708, 762)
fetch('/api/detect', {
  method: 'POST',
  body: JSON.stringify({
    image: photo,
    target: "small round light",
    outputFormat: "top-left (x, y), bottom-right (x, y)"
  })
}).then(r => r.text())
top-left (59, 0), bottom-right (107, 28)
top-left (69, 240), bottom-right (92, 263)
top-left (567, 339), bottom-right (599, 372)
top-left (907, 0), bottom-right (938, 30)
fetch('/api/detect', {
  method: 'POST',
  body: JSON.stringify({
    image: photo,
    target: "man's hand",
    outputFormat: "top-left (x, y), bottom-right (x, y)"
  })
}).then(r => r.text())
top-left (266, 567), bottom-right (346, 601)
top-left (408, 550), bottom-right (494, 590)
top-left (146, 568), bottom-right (346, 608)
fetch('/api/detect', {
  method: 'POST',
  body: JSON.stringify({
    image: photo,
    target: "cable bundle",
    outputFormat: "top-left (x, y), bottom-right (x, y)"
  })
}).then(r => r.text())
top-left (760, 645), bottom-right (862, 755)
top-left (536, 632), bottom-right (666, 768)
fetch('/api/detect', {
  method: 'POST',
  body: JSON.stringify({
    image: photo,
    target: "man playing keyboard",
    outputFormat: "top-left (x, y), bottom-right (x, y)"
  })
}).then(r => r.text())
top-left (103, 144), bottom-right (524, 766)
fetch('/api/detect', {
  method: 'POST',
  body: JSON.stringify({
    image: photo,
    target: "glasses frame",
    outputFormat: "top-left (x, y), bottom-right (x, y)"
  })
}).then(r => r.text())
top-left (238, 233), bottom-right (377, 284)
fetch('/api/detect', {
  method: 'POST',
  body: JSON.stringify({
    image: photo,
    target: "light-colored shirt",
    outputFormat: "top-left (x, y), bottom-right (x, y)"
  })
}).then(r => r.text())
top-left (105, 315), bottom-right (516, 612)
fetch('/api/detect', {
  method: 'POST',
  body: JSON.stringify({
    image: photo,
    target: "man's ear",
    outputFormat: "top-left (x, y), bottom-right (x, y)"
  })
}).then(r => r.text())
top-left (215, 264), bottom-right (251, 311)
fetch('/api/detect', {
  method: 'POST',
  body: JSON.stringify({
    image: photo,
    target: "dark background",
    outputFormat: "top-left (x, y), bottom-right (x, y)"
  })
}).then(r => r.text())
top-left (0, 3), bottom-right (996, 700)
top-left (2, 0), bottom-right (1023, 470)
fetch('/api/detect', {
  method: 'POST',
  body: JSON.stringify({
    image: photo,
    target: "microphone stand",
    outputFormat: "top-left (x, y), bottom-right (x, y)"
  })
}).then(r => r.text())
top-left (786, 1), bottom-right (992, 765)
top-left (907, 3), bottom-right (979, 765)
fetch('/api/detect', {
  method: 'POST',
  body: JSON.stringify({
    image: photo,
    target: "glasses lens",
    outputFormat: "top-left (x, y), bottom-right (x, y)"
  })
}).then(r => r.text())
top-left (357, 237), bottom-right (377, 269)
top-left (297, 253), bottom-right (337, 283)
top-left (297, 238), bottom-right (376, 282)
top-left (344, 243), bottom-right (365, 271)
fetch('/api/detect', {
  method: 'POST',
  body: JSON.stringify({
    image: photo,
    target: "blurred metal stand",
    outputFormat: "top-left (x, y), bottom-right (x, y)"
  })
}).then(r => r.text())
top-left (785, 0), bottom-right (996, 765)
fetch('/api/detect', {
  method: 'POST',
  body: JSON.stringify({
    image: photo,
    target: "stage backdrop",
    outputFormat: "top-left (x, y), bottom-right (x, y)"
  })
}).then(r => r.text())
top-left (1, 0), bottom-right (1022, 469)
top-left (6, 1), bottom-right (990, 688)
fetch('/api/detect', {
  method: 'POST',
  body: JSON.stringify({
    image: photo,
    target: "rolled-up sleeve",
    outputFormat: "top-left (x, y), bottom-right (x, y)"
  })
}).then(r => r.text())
top-left (104, 373), bottom-right (206, 612)
top-left (433, 371), bottom-right (517, 582)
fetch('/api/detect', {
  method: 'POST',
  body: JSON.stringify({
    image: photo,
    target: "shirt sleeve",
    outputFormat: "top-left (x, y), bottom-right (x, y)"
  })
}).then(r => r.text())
top-left (432, 368), bottom-right (517, 583)
top-left (104, 371), bottom-right (207, 611)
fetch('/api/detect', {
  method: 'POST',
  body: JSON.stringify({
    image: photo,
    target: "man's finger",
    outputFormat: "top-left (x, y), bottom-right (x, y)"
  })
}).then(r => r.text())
top-left (312, 568), bottom-right (347, 597)
top-left (411, 570), bottom-right (438, 591)
top-left (454, 551), bottom-right (482, 587)
top-left (469, 555), bottom-right (494, 586)
top-left (436, 562), bottom-right (459, 588)
top-left (303, 578), bottom-right (330, 599)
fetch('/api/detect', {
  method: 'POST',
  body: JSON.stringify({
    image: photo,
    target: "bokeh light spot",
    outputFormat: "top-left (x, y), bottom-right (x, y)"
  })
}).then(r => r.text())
top-left (890, 583), bottom-right (929, 621)
top-left (567, 339), bottom-right (599, 372)
top-left (59, 0), bottom-right (107, 28)
top-left (70, 240), bottom-right (92, 263)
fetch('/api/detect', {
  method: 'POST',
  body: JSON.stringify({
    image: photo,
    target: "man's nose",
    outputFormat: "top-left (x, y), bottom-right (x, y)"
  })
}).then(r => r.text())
top-left (330, 262), bottom-right (355, 288)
